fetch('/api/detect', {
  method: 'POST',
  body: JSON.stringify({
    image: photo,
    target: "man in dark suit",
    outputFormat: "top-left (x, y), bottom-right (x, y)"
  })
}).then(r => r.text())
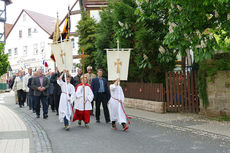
top-left (50, 68), bottom-right (61, 115)
top-left (91, 69), bottom-right (110, 123)
top-left (27, 71), bottom-right (37, 113)
top-left (31, 69), bottom-right (50, 119)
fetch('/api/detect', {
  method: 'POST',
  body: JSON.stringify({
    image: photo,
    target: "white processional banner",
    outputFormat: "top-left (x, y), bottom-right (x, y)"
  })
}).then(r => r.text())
top-left (107, 51), bottom-right (130, 81)
top-left (51, 41), bottom-right (73, 72)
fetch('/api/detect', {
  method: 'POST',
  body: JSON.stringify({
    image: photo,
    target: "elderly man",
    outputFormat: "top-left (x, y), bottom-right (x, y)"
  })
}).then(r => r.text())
top-left (86, 66), bottom-right (96, 115)
top-left (74, 68), bottom-right (82, 87)
top-left (32, 69), bottom-right (50, 119)
top-left (13, 71), bottom-right (26, 107)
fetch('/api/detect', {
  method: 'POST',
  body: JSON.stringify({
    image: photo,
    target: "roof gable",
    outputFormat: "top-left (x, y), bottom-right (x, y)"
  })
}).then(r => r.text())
top-left (6, 9), bottom-right (56, 39)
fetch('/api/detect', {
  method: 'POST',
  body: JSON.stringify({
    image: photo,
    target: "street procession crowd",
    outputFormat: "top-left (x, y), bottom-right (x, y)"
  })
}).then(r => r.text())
top-left (9, 66), bottom-right (129, 131)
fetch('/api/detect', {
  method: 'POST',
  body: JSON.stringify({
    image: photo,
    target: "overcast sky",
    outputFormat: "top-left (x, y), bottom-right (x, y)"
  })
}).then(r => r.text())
top-left (6, 0), bottom-right (78, 24)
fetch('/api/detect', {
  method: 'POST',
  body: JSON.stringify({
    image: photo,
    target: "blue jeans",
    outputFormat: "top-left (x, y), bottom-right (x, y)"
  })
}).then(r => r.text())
top-left (35, 95), bottom-right (48, 116)
top-left (31, 95), bottom-right (36, 111)
top-left (64, 116), bottom-right (69, 126)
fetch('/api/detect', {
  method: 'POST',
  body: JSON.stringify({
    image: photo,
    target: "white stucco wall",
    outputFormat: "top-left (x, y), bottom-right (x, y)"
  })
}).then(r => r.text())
top-left (5, 11), bottom-right (55, 73)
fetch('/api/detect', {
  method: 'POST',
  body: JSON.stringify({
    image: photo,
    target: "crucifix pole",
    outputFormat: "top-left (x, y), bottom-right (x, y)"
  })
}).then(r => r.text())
top-left (82, 48), bottom-right (86, 108)
top-left (116, 39), bottom-right (121, 100)
top-left (73, 48), bottom-right (89, 110)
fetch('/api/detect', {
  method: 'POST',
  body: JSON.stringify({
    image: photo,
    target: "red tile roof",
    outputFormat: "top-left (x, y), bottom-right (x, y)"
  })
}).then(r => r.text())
top-left (5, 23), bottom-right (13, 38)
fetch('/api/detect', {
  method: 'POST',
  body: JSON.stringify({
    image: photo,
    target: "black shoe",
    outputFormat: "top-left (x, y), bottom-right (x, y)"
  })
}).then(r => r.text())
top-left (56, 113), bottom-right (59, 115)
top-left (43, 114), bottom-right (48, 119)
top-left (96, 120), bottom-right (100, 123)
top-left (19, 105), bottom-right (22, 108)
top-left (36, 115), bottom-right (40, 118)
top-left (33, 110), bottom-right (36, 113)
top-left (52, 110), bottom-right (55, 112)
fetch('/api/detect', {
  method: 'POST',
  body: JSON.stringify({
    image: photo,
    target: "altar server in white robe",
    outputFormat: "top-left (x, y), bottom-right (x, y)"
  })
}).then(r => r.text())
top-left (109, 78), bottom-right (129, 131)
top-left (57, 71), bottom-right (75, 130)
top-left (73, 75), bottom-right (94, 128)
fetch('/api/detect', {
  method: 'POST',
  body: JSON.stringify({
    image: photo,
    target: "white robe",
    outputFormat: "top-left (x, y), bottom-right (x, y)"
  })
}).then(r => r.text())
top-left (75, 84), bottom-right (94, 111)
top-left (109, 84), bottom-right (127, 124)
top-left (57, 79), bottom-right (75, 122)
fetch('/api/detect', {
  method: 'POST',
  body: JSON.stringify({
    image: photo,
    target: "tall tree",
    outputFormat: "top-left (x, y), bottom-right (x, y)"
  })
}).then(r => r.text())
top-left (95, 0), bottom-right (176, 83)
top-left (76, 11), bottom-right (97, 72)
top-left (163, 0), bottom-right (230, 62)
top-left (0, 44), bottom-right (9, 76)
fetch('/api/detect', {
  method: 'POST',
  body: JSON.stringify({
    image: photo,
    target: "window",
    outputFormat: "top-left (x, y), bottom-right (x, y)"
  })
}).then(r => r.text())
top-left (23, 46), bottom-right (27, 55)
top-left (8, 49), bottom-right (11, 56)
top-left (40, 42), bottom-right (45, 54)
top-left (19, 30), bottom-right (22, 38)
top-left (33, 44), bottom-right (38, 55)
top-left (14, 48), bottom-right (18, 56)
top-left (28, 28), bottom-right (31, 36)
top-left (33, 28), bottom-right (37, 33)
top-left (23, 14), bottom-right (26, 21)
top-left (71, 38), bottom-right (75, 48)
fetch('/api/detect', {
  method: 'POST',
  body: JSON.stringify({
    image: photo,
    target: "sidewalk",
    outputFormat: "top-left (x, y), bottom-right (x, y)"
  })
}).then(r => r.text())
top-left (0, 91), bottom-right (52, 153)
top-left (0, 94), bottom-right (30, 153)
top-left (126, 108), bottom-right (230, 138)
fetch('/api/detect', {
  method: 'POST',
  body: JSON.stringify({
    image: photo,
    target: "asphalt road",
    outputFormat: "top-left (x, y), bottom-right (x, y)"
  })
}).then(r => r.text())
top-left (3, 92), bottom-right (230, 153)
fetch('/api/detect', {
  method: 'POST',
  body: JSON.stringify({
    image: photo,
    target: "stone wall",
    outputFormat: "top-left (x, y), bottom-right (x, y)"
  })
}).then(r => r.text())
top-left (124, 98), bottom-right (166, 113)
top-left (200, 71), bottom-right (230, 117)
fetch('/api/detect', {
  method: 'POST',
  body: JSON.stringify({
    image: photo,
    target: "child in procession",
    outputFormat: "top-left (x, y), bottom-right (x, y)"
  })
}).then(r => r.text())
top-left (73, 75), bottom-right (94, 128)
top-left (57, 70), bottom-right (75, 130)
top-left (109, 78), bottom-right (129, 131)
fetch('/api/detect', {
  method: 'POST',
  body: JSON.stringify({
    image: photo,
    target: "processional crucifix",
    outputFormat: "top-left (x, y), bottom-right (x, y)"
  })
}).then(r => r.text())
top-left (73, 48), bottom-right (89, 109)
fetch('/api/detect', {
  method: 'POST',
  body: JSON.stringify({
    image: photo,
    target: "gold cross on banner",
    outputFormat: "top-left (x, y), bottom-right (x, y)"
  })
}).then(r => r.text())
top-left (60, 50), bottom-right (66, 64)
top-left (114, 58), bottom-right (122, 73)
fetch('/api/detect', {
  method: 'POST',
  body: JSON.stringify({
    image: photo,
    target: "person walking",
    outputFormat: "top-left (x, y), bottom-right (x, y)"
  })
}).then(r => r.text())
top-left (73, 68), bottom-right (82, 87)
top-left (11, 72), bottom-right (19, 104)
top-left (13, 71), bottom-right (26, 107)
top-left (73, 75), bottom-right (94, 128)
top-left (91, 69), bottom-right (110, 123)
top-left (57, 71), bottom-right (75, 130)
top-left (47, 71), bottom-right (55, 112)
top-left (50, 68), bottom-right (61, 115)
top-left (109, 78), bottom-right (129, 131)
top-left (31, 69), bottom-right (50, 119)
top-left (85, 66), bottom-right (96, 116)
top-left (24, 68), bottom-right (32, 109)
top-left (28, 71), bottom-right (37, 113)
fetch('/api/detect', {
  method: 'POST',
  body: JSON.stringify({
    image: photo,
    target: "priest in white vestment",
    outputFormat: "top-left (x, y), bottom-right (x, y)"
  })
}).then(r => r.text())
top-left (73, 76), bottom-right (94, 128)
top-left (57, 71), bottom-right (75, 130)
top-left (109, 78), bottom-right (129, 131)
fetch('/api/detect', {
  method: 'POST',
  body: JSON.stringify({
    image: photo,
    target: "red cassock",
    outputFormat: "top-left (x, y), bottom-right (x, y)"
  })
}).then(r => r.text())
top-left (72, 83), bottom-right (94, 123)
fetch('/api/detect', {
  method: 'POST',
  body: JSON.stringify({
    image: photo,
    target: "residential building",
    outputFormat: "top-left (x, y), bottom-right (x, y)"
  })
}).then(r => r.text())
top-left (5, 9), bottom-right (56, 72)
